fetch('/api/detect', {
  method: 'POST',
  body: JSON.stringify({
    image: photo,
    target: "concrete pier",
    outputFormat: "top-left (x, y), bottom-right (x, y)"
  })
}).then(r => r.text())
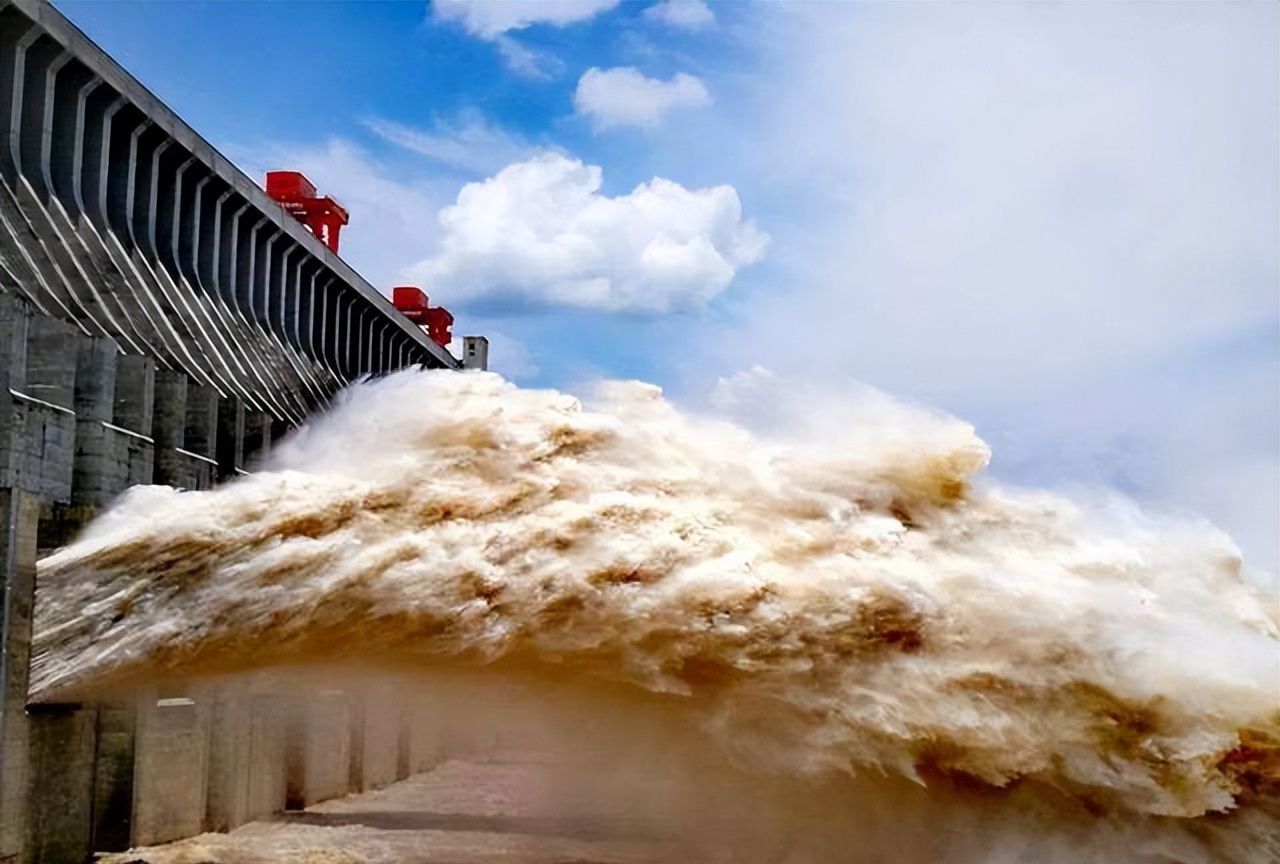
top-left (0, 489), bottom-right (38, 861)
top-left (90, 700), bottom-right (137, 852)
top-left (350, 682), bottom-right (406, 793)
top-left (132, 694), bottom-right (211, 846)
top-left (204, 682), bottom-right (252, 833)
top-left (245, 693), bottom-right (288, 822)
top-left (286, 690), bottom-right (353, 808)
top-left (22, 705), bottom-right (95, 864)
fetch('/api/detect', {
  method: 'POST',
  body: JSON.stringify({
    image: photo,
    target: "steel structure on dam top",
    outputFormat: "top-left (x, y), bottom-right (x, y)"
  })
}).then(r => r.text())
top-left (0, 0), bottom-right (460, 428)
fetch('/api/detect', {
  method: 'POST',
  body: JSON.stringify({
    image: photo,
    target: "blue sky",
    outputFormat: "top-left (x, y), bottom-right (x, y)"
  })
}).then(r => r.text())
top-left (58, 1), bottom-right (1279, 582)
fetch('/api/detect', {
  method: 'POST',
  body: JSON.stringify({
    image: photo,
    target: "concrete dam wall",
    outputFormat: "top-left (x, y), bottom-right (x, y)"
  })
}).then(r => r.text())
top-left (0, 0), bottom-right (484, 860)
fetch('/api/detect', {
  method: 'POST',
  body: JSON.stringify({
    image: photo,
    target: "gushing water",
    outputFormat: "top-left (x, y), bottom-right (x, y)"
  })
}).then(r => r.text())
top-left (32, 370), bottom-right (1279, 862)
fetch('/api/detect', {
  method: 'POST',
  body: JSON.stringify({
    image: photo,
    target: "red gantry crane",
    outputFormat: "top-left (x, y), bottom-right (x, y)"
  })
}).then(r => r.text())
top-left (391, 286), bottom-right (454, 348)
top-left (265, 170), bottom-right (455, 349)
top-left (265, 170), bottom-right (349, 254)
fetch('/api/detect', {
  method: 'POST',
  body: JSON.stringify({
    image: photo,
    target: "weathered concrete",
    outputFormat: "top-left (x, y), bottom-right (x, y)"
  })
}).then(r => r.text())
top-left (91, 700), bottom-right (137, 853)
top-left (23, 316), bottom-right (78, 414)
top-left (214, 396), bottom-right (245, 481)
top-left (20, 317), bottom-right (78, 506)
top-left (242, 410), bottom-right (272, 470)
top-left (404, 695), bottom-right (444, 776)
top-left (113, 354), bottom-right (156, 436)
top-left (22, 705), bottom-right (96, 864)
top-left (150, 369), bottom-right (188, 487)
top-left (204, 680), bottom-right (252, 833)
top-left (245, 694), bottom-right (288, 821)
top-left (352, 683), bottom-right (405, 793)
top-left (183, 382), bottom-right (219, 462)
top-left (0, 489), bottom-right (38, 861)
top-left (70, 336), bottom-right (120, 507)
top-left (131, 694), bottom-right (210, 846)
top-left (286, 690), bottom-right (353, 809)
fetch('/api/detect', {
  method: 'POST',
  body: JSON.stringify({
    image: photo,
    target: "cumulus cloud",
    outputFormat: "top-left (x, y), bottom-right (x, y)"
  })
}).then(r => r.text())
top-left (432, 0), bottom-right (619, 38)
top-left (432, 0), bottom-right (618, 76)
top-left (574, 67), bottom-right (711, 130)
top-left (409, 152), bottom-right (767, 313)
top-left (643, 1), bottom-right (715, 31)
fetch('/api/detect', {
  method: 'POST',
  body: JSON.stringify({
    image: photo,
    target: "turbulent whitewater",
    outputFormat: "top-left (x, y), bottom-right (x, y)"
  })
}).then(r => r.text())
top-left (30, 370), bottom-right (1279, 858)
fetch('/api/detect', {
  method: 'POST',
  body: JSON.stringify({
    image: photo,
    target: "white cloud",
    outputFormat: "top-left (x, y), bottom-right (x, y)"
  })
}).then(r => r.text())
top-left (432, 0), bottom-right (618, 76)
top-left (409, 152), bottom-right (767, 313)
top-left (432, 0), bottom-right (619, 38)
top-left (643, 1), bottom-right (715, 31)
top-left (492, 35), bottom-right (559, 79)
top-left (574, 67), bottom-right (711, 130)
top-left (362, 112), bottom-right (532, 176)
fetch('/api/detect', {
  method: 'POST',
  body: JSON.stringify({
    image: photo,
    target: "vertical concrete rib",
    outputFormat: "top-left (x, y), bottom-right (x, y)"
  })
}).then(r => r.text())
top-left (13, 29), bottom-right (61, 189)
top-left (46, 52), bottom-right (89, 205)
top-left (103, 103), bottom-right (139, 239)
top-left (0, 7), bottom-right (33, 186)
top-left (211, 196), bottom-right (297, 416)
top-left (273, 245), bottom-right (296, 343)
top-left (32, 46), bottom-right (145, 351)
top-left (67, 78), bottom-right (106, 217)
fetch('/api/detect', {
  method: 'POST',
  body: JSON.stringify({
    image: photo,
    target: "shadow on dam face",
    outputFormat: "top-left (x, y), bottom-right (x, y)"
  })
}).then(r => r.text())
top-left (65, 665), bottom-right (1278, 864)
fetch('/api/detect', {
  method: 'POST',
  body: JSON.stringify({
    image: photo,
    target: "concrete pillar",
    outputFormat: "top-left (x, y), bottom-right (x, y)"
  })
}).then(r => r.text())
top-left (285, 690), bottom-right (352, 809)
top-left (151, 368), bottom-right (187, 487)
top-left (214, 396), bottom-right (244, 482)
top-left (350, 683), bottom-right (403, 793)
top-left (131, 693), bottom-right (210, 846)
top-left (113, 354), bottom-right (155, 436)
top-left (23, 315), bottom-right (77, 411)
top-left (113, 355), bottom-right (156, 487)
top-left (183, 382), bottom-right (218, 462)
top-left (178, 381), bottom-right (218, 491)
top-left (72, 336), bottom-right (117, 424)
top-left (65, 336), bottom-right (121, 535)
top-left (404, 695), bottom-right (442, 776)
top-left (204, 680), bottom-right (251, 832)
top-left (22, 704), bottom-right (96, 864)
top-left (23, 320), bottom-right (78, 509)
top-left (242, 410), bottom-right (272, 471)
top-left (0, 488), bottom-right (39, 860)
top-left (397, 699), bottom-right (411, 781)
top-left (90, 699), bottom-right (136, 852)
top-left (0, 295), bottom-right (31, 407)
top-left (245, 693), bottom-right (287, 820)
top-left (269, 417), bottom-right (291, 449)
